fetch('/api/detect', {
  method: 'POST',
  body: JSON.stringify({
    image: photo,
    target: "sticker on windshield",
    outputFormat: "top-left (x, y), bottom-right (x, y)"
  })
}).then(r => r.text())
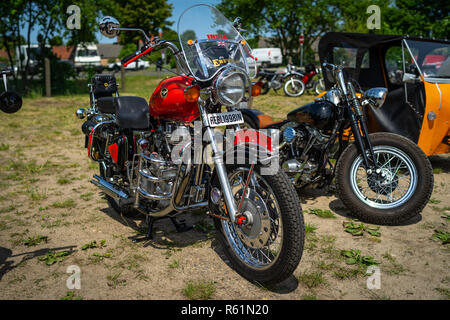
top-left (212, 58), bottom-right (234, 67)
top-left (207, 34), bottom-right (228, 40)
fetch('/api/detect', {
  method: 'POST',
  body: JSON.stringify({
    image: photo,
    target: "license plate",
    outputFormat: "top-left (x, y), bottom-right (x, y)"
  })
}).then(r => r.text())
top-left (207, 110), bottom-right (244, 127)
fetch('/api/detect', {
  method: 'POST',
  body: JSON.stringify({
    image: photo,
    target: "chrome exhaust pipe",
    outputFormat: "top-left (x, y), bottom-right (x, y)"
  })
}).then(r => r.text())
top-left (91, 175), bottom-right (130, 201)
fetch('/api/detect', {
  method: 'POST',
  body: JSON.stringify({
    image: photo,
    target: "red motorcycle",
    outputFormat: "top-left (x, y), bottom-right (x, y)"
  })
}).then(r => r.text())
top-left (75, 4), bottom-right (304, 285)
top-left (284, 63), bottom-right (325, 97)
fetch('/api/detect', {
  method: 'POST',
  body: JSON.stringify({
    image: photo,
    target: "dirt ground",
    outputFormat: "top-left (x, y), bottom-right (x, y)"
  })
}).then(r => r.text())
top-left (0, 92), bottom-right (449, 300)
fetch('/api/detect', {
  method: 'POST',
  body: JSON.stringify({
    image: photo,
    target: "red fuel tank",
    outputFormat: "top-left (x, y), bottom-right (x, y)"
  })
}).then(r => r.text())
top-left (149, 76), bottom-right (200, 122)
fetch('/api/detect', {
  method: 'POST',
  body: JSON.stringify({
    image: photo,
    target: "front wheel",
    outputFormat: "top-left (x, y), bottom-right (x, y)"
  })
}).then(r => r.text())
top-left (283, 78), bottom-right (305, 97)
top-left (335, 132), bottom-right (433, 225)
top-left (211, 164), bottom-right (304, 285)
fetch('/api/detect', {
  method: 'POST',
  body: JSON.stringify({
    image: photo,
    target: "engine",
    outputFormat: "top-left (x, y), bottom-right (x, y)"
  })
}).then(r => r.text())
top-left (279, 122), bottom-right (331, 187)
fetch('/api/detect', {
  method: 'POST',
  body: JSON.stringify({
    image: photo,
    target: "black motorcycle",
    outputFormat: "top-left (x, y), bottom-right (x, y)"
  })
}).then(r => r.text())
top-left (243, 62), bottom-right (434, 225)
top-left (0, 68), bottom-right (22, 114)
top-left (256, 64), bottom-right (305, 96)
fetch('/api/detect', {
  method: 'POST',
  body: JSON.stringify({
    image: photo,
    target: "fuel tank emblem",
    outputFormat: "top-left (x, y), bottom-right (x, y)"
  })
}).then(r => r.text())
top-left (161, 87), bottom-right (168, 98)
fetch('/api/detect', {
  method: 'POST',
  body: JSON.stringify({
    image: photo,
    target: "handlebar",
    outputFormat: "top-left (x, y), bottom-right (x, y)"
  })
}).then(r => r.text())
top-left (121, 44), bottom-right (154, 67)
top-left (322, 62), bottom-right (338, 71)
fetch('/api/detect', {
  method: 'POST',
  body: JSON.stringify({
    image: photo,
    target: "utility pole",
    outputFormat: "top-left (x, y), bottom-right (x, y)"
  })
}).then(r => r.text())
top-left (45, 58), bottom-right (51, 97)
top-left (299, 32), bottom-right (304, 68)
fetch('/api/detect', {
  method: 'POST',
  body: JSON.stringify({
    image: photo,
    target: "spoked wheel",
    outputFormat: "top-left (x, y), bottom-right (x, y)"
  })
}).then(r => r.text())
top-left (314, 79), bottom-right (325, 95)
top-left (336, 133), bottom-right (433, 225)
top-left (283, 78), bottom-right (305, 97)
top-left (211, 164), bottom-right (304, 285)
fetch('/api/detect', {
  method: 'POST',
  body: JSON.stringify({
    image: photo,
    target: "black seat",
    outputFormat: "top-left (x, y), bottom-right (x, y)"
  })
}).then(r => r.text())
top-left (97, 96), bottom-right (116, 113)
top-left (114, 96), bottom-right (149, 130)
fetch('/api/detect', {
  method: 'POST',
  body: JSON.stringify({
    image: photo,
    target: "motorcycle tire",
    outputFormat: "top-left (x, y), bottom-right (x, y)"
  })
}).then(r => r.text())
top-left (211, 163), bottom-right (304, 285)
top-left (260, 83), bottom-right (270, 95)
top-left (283, 78), bottom-right (305, 97)
top-left (335, 132), bottom-right (433, 225)
top-left (313, 79), bottom-right (325, 95)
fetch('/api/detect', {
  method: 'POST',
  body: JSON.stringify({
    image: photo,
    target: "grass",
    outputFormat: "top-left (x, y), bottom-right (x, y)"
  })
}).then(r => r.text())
top-left (182, 280), bottom-right (216, 300)
top-left (168, 259), bottom-right (180, 269)
top-left (81, 240), bottom-right (106, 250)
top-left (304, 223), bottom-right (318, 234)
top-left (60, 291), bottom-right (83, 300)
top-left (38, 250), bottom-right (70, 266)
top-left (341, 249), bottom-right (379, 266)
top-left (51, 199), bottom-right (76, 209)
top-left (107, 270), bottom-right (127, 288)
top-left (435, 287), bottom-right (450, 299)
top-left (433, 167), bottom-right (443, 174)
top-left (343, 220), bottom-right (381, 237)
top-left (431, 230), bottom-right (450, 244)
top-left (24, 235), bottom-right (48, 247)
top-left (298, 270), bottom-right (326, 289)
top-left (80, 192), bottom-right (94, 201)
top-left (57, 177), bottom-right (71, 185)
top-left (308, 208), bottom-right (336, 219)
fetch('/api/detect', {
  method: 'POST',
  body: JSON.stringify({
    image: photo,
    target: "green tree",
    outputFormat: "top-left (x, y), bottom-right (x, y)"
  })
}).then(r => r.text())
top-left (217, 0), bottom-right (339, 65)
top-left (0, 0), bottom-right (117, 93)
top-left (115, 0), bottom-right (173, 46)
top-left (384, 0), bottom-right (450, 38)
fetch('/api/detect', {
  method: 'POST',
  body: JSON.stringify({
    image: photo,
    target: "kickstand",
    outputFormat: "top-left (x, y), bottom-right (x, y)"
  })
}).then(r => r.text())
top-left (131, 215), bottom-right (155, 243)
top-left (169, 216), bottom-right (193, 233)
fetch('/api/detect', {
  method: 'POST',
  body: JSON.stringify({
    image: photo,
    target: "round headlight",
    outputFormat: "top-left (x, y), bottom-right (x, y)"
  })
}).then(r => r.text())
top-left (214, 69), bottom-right (246, 106)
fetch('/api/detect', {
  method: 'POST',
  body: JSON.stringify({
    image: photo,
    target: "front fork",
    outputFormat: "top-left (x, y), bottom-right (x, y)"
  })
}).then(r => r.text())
top-left (200, 104), bottom-right (239, 223)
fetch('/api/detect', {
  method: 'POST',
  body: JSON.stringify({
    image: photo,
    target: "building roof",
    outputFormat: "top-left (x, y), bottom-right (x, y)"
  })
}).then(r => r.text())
top-left (52, 46), bottom-right (74, 60)
top-left (97, 43), bottom-right (122, 59)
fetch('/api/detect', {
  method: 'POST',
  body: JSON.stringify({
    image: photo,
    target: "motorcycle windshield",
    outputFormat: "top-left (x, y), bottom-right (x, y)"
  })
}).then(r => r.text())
top-left (177, 4), bottom-right (256, 81)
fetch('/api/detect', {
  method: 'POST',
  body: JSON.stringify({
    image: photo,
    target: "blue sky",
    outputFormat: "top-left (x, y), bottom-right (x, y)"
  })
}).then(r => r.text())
top-left (23, 0), bottom-right (220, 44)
top-left (98, 0), bottom-right (220, 43)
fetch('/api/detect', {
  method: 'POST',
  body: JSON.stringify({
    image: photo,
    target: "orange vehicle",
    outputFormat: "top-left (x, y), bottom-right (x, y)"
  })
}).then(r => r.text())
top-left (242, 32), bottom-right (450, 156)
top-left (317, 32), bottom-right (450, 156)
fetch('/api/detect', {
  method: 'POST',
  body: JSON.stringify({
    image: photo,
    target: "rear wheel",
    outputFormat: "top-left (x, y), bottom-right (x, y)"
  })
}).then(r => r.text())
top-left (211, 164), bottom-right (304, 285)
top-left (335, 133), bottom-right (433, 225)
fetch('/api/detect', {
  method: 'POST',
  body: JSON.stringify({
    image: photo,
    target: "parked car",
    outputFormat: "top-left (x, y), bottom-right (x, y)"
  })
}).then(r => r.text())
top-left (15, 44), bottom-right (49, 75)
top-left (74, 43), bottom-right (103, 72)
top-left (251, 48), bottom-right (282, 67)
top-left (108, 59), bottom-right (150, 71)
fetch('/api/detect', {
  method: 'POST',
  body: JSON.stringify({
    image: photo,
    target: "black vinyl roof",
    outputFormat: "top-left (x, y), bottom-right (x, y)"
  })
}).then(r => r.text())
top-left (319, 32), bottom-right (450, 62)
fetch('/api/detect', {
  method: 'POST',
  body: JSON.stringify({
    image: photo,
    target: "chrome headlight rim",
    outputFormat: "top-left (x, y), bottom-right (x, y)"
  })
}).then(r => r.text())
top-left (213, 66), bottom-right (251, 107)
top-left (323, 88), bottom-right (341, 106)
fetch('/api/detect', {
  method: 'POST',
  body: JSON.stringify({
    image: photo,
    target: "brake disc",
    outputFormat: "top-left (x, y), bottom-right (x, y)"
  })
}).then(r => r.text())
top-left (235, 189), bottom-right (270, 249)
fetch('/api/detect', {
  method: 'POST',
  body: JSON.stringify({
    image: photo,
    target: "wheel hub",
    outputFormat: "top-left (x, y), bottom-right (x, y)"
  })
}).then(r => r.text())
top-left (368, 168), bottom-right (399, 195)
top-left (235, 190), bottom-right (270, 249)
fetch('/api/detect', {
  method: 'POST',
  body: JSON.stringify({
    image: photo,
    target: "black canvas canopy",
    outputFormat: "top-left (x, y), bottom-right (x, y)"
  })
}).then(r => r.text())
top-left (318, 32), bottom-right (449, 90)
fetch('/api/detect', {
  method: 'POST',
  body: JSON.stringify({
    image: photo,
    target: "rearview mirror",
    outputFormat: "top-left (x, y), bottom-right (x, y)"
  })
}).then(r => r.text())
top-left (402, 72), bottom-right (421, 84)
top-left (99, 16), bottom-right (120, 38)
top-left (364, 87), bottom-right (387, 109)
